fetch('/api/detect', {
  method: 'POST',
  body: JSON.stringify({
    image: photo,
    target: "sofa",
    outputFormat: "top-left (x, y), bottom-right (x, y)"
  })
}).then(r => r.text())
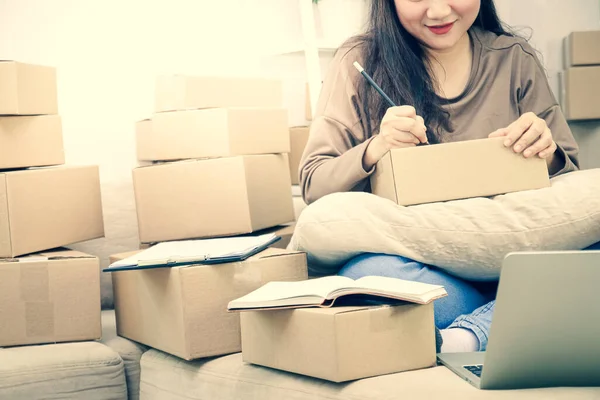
top-left (2, 189), bottom-right (599, 399)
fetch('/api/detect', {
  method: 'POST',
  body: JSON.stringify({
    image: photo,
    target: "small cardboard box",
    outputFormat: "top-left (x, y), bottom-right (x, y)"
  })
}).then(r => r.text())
top-left (0, 61), bottom-right (58, 115)
top-left (0, 249), bottom-right (101, 347)
top-left (137, 108), bottom-right (290, 161)
top-left (289, 126), bottom-right (310, 185)
top-left (155, 75), bottom-right (282, 113)
top-left (110, 247), bottom-right (308, 360)
top-left (371, 137), bottom-right (550, 206)
top-left (240, 303), bottom-right (436, 382)
top-left (0, 115), bottom-right (65, 169)
top-left (559, 66), bottom-right (600, 121)
top-left (563, 31), bottom-right (600, 68)
top-left (133, 154), bottom-right (295, 244)
top-left (0, 166), bottom-right (105, 258)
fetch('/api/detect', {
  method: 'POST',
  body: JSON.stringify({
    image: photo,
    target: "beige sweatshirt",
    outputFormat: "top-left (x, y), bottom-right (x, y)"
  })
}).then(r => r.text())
top-left (299, 27), bottom-right (580, 205)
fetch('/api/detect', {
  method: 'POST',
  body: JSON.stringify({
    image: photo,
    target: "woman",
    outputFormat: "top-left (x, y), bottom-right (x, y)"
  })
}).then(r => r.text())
top-left (298, 0), bottom-right (580, 353)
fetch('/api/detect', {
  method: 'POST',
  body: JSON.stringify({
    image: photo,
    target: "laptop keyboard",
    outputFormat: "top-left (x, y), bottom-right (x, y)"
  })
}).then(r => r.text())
top-left (464, 364), bottom-right (483, 377)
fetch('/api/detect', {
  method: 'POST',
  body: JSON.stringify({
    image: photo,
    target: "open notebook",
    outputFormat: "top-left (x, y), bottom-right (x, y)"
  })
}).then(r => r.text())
top-left (227, 275), bottom-right (448, 311)
top-left (103, 233), bottom-right (280, 272)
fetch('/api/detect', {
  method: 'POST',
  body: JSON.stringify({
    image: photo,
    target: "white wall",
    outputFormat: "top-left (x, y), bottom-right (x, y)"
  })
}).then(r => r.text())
top-left (1, 0), bottom-right (599, 305)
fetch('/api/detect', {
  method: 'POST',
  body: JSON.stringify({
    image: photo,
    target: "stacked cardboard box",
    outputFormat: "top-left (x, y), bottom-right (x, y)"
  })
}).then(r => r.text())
top-left (110, 74), bottom-right (308, 360)
top-left (289, 125), bottom-right (309, 220)
top-left (560, 30), bottom-right (600, 121)
top-left (0, 60), bottom-right (105, 348)
top-left (134, 75), bottom-right (295, 244)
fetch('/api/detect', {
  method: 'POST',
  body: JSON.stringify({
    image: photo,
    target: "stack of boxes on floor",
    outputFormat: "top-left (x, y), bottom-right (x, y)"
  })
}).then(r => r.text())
top-left (560, 30), bottom-right (600, 121)
top-left (109, 74), bottom-right (308, 361)
top-left (0, 60), bottom-right (105, 349)
top-left (109, 76), bottom-right (439, 383)
top-left (286, 82), bottom-right (313, 218)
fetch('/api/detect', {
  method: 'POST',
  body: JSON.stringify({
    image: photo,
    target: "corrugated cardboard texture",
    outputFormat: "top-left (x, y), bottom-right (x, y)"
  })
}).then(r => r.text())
top-left (0, 249), bottom-right (101, 347)
top-left (139, 108), bottom-right (289, 161)
top-left (371, 137), bottom-right (550, 206)
top-left (0, 175), bottom-right (10, 257)
top-left (110, 247), bottom-right (307, 360)
top-left (227, 108), bottom-right (289, 155)
top-left (560, 67), bottom-right (600, 121)
top-left (133, 155), bottom-right (294, 243)
top-left (244, 154), bottom-right (294, 231)
top-left (369, 151), bottom-right (397, 203)
top-left (563, 31), bottom-right (600, 67)
top-left (0, 165), bottom-right (105, 257)
top-left (113, 264), bottom-right (188, 358)
top-left (0, 115), bottom-right (65, 169)
top-left (241, 303), bottom-right (436, 382)
top-left (155, 75), bottom-right (282, 113)
top-left (133, 158), bottom-right (251, 243)
top-left (0, 61), bottom-right (58, 115)
top-left (0, 63), bottom-right (18, 114)
top-left (289, 126), bottom-right (310, 185)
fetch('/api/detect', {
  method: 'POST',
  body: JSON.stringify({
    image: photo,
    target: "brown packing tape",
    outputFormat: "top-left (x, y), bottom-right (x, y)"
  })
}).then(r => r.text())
top-left (19, 261), bottom-right (54, 337)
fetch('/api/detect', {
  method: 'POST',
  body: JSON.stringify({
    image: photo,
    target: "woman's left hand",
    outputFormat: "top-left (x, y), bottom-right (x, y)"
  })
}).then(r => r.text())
top-left (488, 112), bottom-right (557, 160)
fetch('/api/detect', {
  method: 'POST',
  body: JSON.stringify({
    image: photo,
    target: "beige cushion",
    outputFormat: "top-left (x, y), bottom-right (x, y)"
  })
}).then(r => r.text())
top-left (289, 169), bottom-right (600, 280)
top-left (101, 309), bottom-right (149, 400)
top-left (0, 342), bottom-right (127, 399)
top-left (139, 350), bottom-right (600, 399)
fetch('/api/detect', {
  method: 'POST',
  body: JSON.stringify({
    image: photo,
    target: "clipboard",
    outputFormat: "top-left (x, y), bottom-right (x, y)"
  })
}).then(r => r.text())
top-left (103, 234), bottom-right (281, 272)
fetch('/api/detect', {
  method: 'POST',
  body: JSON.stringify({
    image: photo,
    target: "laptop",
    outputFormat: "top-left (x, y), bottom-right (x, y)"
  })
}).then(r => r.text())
top-left (437, 250), bottom-right (600, 390)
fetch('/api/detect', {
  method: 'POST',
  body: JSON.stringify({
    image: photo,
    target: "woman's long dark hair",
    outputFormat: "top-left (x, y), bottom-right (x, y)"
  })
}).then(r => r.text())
top-left (349, 0), bottom-right (512, 143)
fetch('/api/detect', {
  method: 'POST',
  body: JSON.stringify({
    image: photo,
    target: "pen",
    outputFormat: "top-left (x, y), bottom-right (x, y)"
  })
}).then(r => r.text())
top-left (353, 61), bottom-right (428, 145)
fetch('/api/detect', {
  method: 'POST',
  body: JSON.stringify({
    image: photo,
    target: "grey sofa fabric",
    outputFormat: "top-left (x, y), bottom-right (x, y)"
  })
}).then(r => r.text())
top-left (139, 350), bottom-right (600, 400)
top-left (0, 341), bottom-right (127, 400)
top-left (101, 309), bottom-right (148, 400)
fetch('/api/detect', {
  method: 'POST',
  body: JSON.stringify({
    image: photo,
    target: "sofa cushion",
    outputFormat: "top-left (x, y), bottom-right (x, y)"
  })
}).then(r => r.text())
top-left (0, 341), bottom-right (127, 399)
top-left (139, 350), bottom-right (600, 399)
top-left (101, 309), bottom-right (148, 400)
top-left (289, 168), bottom-right (600, 281)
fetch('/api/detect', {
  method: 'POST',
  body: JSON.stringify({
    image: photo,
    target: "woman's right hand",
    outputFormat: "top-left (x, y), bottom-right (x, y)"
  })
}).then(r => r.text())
top-left (363, 106), bottom-right (428, 170)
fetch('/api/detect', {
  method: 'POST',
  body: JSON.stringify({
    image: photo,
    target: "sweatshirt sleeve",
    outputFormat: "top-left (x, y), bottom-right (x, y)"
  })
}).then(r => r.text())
top-left (299, 46), bottom-right (376, 205)
top-left (517, 45), bottom-right (580, 177)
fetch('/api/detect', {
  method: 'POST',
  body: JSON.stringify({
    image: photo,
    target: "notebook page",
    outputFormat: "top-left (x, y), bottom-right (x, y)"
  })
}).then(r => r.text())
top-left (354, 276), bottom-right (446, 302)
top-left (228, 276), bottom-right (354, 307)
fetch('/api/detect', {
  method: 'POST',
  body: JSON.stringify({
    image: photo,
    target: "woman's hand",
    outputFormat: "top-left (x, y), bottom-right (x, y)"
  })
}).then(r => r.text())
top-left (488, 112), bottom-right (557, 160)
top-left (363, 106), bottom-right (428, 170)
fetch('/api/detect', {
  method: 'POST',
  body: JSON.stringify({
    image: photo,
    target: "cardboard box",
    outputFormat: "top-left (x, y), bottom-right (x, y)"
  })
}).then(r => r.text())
top-left (110, 247), bottom-right (308, 360)
top-left (289, 126), bottom-right (310, 185)
top-left (563, 31), bottom-right (600, 68)
top-left (0, 61), bottom-right (58, 115)
top-left (137, 108), bottom-right (290, 161)
top-left (241, 303), bottom-right (436, 382)
top-left (133, 154), bottom-right (294, 243)
top-left (0, 166), bottom-right (105, 258)
top-left (0, 115), bottom-right (65, 169)
top-left (0, 249), bottom-right (101, 347)
top-left (559, 66), bottom-right (600, 121)
top-left (371, 137), bottom-right (550, 206)
top-left (155, 75), bottom-right (282, 113)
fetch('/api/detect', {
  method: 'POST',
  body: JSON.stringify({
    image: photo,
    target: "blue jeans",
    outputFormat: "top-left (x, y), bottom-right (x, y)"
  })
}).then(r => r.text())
top-left (338, 242), bottom-right (600, 352)
top-left (338, 254), bottom-right (495, 351)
